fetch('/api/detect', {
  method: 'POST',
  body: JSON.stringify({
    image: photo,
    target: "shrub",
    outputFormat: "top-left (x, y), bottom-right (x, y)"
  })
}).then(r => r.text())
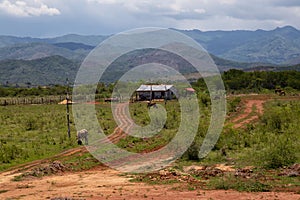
top-left (227, 97), bottom-right (241, 113)
top-left (186, 141), bottom-right (201, 160)
top-left (262, 136), bottom-right (297, 169)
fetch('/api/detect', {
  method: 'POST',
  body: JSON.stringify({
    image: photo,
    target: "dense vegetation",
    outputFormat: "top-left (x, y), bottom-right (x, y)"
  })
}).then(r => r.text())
top-left (193, 69), bottom-right (300, 94)
top-left (0, 83), bottom-right (115, 98)
top-left (223, 69), bottom-right (300, 90)
top-left (0, 85), bottom-right (68, 97)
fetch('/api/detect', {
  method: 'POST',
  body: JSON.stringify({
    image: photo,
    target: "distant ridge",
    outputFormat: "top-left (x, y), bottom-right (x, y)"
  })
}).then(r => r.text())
top-left (0, 42), bottom-right (94, 61)
top-left (0, 53), bottom-right (289, 86)
top-left (1, 26), bottom-right (300, 65)
top-left (53, 42), bottom-right (95, 51)
top-left (244, 64), bottom-right (300, 72)
top-left (0, 34), bottom-right (107, 48)
top-left (0, 26), bottom-right (300, 85)
top-left (177, 26), bottom-right (300, 65)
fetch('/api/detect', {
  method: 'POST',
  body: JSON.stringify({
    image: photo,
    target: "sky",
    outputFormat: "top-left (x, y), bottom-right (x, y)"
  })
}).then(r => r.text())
top-left (0, 0), bottom-right (299, 37)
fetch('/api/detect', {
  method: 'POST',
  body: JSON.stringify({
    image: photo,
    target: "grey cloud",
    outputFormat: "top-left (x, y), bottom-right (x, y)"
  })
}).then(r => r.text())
top-left (270, 0), bottom-right (300, 7)
top-left (0, 0), bottom-right (299, 36)
top-left (0, 0), bottom-right (60, 17)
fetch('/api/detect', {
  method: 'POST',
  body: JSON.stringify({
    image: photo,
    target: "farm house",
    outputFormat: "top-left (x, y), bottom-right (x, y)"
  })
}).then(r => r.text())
top-left (135, 84), bottom-right (175, 101)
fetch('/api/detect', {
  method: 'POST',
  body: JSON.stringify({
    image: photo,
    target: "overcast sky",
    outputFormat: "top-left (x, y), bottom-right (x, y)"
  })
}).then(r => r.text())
top-left (0, 0), bottom-right (299, 37)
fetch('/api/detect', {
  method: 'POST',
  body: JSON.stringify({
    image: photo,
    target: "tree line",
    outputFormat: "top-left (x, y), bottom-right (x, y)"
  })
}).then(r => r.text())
top-left (193, 69), bottom-right (300, 93)
top-left (2, 70), bottom-right (300, 98)
top-left (0, 83), bottom-right (115, 98)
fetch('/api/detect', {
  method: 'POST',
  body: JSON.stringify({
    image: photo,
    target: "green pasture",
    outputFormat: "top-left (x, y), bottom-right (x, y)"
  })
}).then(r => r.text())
top-left (0, 96), bottom-right (299, 173)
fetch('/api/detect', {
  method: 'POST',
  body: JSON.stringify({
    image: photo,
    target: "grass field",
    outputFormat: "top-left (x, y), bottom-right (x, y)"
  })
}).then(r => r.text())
top-left (0, 104), bottom-right (76, 170)
top-left (0, 95), bottom-right (299, 193)
top-left (1, 97), bottom-right (300, 168)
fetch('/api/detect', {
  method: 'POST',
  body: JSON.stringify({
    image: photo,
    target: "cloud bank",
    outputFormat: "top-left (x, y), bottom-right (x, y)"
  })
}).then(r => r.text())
top-left (0, 0), bottom-right (60, 17)
top-left (0, 0), bottom-right (299, 36)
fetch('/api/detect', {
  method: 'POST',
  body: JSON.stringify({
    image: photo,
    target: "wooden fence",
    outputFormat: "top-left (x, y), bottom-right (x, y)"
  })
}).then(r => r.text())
top-left (0, 96), bottom-right (65, 106)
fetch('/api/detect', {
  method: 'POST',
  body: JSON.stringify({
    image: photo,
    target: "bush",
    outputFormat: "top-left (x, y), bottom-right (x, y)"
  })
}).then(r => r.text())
top-left (262, 136), bottom-right (297, 169)
top-left (186, 141), bottom-right (201, 160)
top-left (227, 97), bottom-right (241, 113)
top-left (261, 102), bottom-right (293, 132)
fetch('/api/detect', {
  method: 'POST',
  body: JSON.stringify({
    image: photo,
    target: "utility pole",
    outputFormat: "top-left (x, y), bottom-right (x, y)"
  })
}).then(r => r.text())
top-left (165, 84), bottom-right (167, 105)
top-left (66, 78), bottom-right (71, 139)
top-left (150, 84), bottom-right (152, 102)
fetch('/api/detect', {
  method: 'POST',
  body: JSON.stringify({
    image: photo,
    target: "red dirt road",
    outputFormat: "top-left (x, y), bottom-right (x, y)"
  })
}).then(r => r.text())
top-left (100, 103), bottom-right (134, 144)
top-left (231, 99), bottom-right (265, 129)
top-left (229, 94), bottom-right (300, 128)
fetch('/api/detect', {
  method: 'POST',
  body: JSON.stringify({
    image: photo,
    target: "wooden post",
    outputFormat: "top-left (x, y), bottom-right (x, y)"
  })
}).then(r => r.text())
top-left (66, 78), bottom-right (71, 139)
top-left (150, 85), bottom-right (152, 102)
top-left (165, 85), bottom-right (167, 105)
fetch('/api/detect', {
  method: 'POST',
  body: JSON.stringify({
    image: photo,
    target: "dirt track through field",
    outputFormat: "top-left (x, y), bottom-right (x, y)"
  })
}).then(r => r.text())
top-left (96, 103), bottom-right (175, 172)
top-left (100, 103), bottom-right (134, 144)
top-left (231, 99), bottom-right (265, 129)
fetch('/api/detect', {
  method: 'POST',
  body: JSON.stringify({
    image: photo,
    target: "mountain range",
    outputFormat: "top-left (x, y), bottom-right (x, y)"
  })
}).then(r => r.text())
top-left (1, 26), bottom-right (300, 85)
top-left (177, 26), bottom-right (300, 65)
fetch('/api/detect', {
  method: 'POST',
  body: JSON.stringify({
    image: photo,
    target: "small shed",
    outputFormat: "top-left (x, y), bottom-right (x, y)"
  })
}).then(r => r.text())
top-left (58, 99), bottom-right (75, 105)
top-left (185, 88), bottom-right (196, 93)
top-left (136, 84), bottom-right (175, 101)
top-left (184, 87), bottom-right (196, 97)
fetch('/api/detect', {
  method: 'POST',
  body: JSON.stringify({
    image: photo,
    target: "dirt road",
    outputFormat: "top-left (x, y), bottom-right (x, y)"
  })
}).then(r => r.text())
top-left (231, 99), bottom-right (265, 129)
top-left (100, 103), bottom-right (133, 144)
top-left (229, 94), bottom-right (300, 128)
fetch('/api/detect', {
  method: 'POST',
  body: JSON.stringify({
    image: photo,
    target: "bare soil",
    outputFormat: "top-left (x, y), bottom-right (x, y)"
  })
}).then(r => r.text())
top-left (1, 163), bottom-right (299, 200)
top-left (231, 99), bottom-right (265, 129)
top-left (100, 103), bottom-right (133, 144)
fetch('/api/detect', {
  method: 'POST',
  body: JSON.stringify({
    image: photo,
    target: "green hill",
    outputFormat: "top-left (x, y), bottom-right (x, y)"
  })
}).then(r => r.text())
top-left (0, 56), bottom-right (78, 86)
top-left (0, 43), bottom-right (91, 61)
top-left (0, 50), bottom-right (278, 86)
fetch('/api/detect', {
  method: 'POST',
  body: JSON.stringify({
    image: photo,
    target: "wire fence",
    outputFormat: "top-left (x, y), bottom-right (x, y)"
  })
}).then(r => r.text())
top-left (0, 96), bottom-right (66, 106)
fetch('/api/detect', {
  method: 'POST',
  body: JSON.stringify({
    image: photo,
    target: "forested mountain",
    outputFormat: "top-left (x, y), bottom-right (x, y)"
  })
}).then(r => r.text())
top-left (0, 56), bottom-right (78, 86)
top-left (1, 26), bottom-right (299, 64)
top-left (0, 43), bottom-right (91, 61)
top-left (178, 26), bottom-right (300, 65)
top-left (0, 26), bottom-right (300, 85)
top-left (0, 49), bottom-right (267, 85)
